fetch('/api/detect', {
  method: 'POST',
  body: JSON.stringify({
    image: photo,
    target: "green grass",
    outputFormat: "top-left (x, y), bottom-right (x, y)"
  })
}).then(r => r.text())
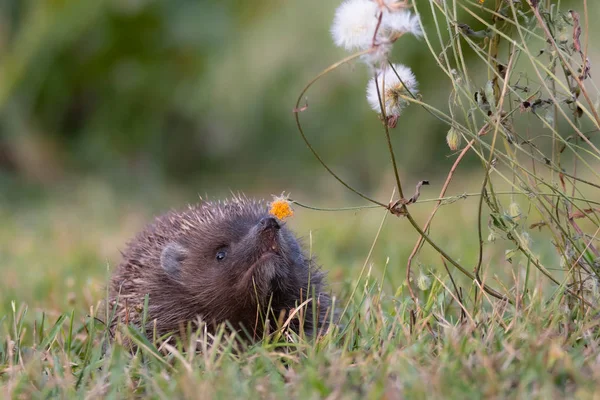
top-left (2, 179), bottom-right (600, 399)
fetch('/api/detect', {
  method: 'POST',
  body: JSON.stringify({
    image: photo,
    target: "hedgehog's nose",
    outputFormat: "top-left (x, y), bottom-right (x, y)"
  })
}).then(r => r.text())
top-left (259, 217), bottom-right (280, 231)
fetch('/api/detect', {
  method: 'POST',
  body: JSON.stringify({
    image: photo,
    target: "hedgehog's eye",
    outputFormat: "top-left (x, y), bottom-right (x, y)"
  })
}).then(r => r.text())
top-left (216, 249), bottom-right (227, 261)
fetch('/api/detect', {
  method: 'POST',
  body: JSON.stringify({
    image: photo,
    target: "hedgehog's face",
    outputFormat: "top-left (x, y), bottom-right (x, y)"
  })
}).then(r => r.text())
top-left (159, 202), bottom-right (306, 311)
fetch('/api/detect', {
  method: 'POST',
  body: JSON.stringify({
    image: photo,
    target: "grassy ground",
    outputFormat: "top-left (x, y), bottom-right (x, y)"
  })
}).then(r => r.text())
top-left (1, 177), bottom-right (600, 399)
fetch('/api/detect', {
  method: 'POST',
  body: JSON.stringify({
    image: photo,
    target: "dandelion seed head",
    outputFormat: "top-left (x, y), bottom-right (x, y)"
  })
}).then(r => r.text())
top-left (331, 0), bottom-right (381, 51)
top-left (383, 10), bottom-right (423, 38)
top-left (360, 42), bottom-right (393, 69)
top-left (366, 63), bottom-right (418, 117)
top-left (375, 0), bottom-right (412, 11)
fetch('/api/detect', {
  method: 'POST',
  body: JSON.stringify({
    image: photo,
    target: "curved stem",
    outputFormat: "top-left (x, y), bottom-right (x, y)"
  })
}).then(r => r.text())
top-left (529, 4), bottom-right (600, 130)
top-left (405, 211), bottom-right (512, 304)
top-left (475, 172), bottom-right (489, 284)
top-left (406, 136), bottom-right (479, 305)
top-left (475, 47), bottom-right (516, 286)
top-left (373, 70), bottom-right (405, 199)
top-left (373, 55), bottom-right (508, 304)
top-left (290, 191), bottom-right (600, 213)
top-left (294, 51), bottom-right (388, 208)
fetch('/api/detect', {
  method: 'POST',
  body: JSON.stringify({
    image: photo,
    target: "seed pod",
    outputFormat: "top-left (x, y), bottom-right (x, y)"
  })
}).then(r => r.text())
top-left (446, 127), bottom-right (462, 151)
top-left (520, 231), bottom-right (532, 249)
top-left (487, 230), bottom-right (499, 243)
top-left (416, 272), bottom-right (431, 291)
top-left (508, 202), bottom-right (522, 221)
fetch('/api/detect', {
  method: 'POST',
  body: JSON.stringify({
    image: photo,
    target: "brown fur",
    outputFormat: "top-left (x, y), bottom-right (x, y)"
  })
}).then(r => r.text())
top-left (107, 195), bottom-right (332, 342)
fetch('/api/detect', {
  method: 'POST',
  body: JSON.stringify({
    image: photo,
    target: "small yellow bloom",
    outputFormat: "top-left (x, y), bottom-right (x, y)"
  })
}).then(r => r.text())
top-left (269, 194), bottom-right (294, 220)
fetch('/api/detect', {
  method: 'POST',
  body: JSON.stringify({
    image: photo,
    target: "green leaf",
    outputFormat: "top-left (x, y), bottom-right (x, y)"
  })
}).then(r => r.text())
top-left (125, 325), bottom-right (172, 369)
top-left (40, 314), bottom-right (67, 350)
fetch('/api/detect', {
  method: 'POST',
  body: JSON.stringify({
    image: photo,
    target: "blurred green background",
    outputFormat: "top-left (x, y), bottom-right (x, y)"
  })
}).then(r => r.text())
top-left (0, 0), bottom-right (485, 195)
top-left (0, 0), bottom-right (599, 315)
top-left (1, 0), bottom-right (598, 193)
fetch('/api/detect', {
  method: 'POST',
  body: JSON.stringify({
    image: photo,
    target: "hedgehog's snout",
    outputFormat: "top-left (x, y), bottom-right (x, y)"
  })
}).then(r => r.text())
top-left (256, 216), bottom-right (281, 253)
top-left (258, 216), bottom-right (280, 231)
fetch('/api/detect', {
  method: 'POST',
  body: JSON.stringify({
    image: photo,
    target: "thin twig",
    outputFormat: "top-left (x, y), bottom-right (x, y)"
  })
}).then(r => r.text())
top-left (294, 50), bottom-right (388, 208)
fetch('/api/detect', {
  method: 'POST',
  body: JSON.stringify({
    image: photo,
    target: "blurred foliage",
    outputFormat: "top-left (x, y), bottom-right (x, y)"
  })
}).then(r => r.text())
top-left (0, 0), bottom-right (596, 193)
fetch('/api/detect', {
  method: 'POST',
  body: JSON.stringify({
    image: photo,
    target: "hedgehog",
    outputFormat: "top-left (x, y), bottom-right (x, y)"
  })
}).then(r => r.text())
top-left (107, 196), bottom-right (332, 343)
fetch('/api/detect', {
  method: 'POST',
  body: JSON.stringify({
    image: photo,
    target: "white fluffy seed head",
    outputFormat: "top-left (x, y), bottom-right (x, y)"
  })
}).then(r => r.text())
top-left (366, 63), bottom-right (418, 117)
top-left (383, 10), bottom-right (423, 38)
top-left (360, 42), bottom-right (393, 70)
top-left (379, 0), bottom-right (409, 9)
top-left (331, 0), bottom-right (424, 68)
top-left (330, 0), bottom-right (381, 51)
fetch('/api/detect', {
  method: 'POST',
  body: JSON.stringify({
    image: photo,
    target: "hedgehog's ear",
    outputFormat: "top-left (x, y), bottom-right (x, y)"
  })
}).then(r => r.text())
top-left (161, 242), bottom-right (187, 278)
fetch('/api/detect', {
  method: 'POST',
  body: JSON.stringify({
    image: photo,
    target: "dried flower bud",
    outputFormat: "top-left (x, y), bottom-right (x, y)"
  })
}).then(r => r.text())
top-left (520, 232), bottom-right (532, 249)
top-left (508, 202), bottom-right (522, 221)
top-left (487, 230), bottom-right (499, 243)
top-left (446, 127), bottom-right (461, 151)
top-left (416, 272), bottom-right (431, 291)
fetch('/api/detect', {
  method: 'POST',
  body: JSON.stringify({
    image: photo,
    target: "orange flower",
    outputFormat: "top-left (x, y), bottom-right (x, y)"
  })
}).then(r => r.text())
top-left (269, 194), bottom-right (294, 220)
